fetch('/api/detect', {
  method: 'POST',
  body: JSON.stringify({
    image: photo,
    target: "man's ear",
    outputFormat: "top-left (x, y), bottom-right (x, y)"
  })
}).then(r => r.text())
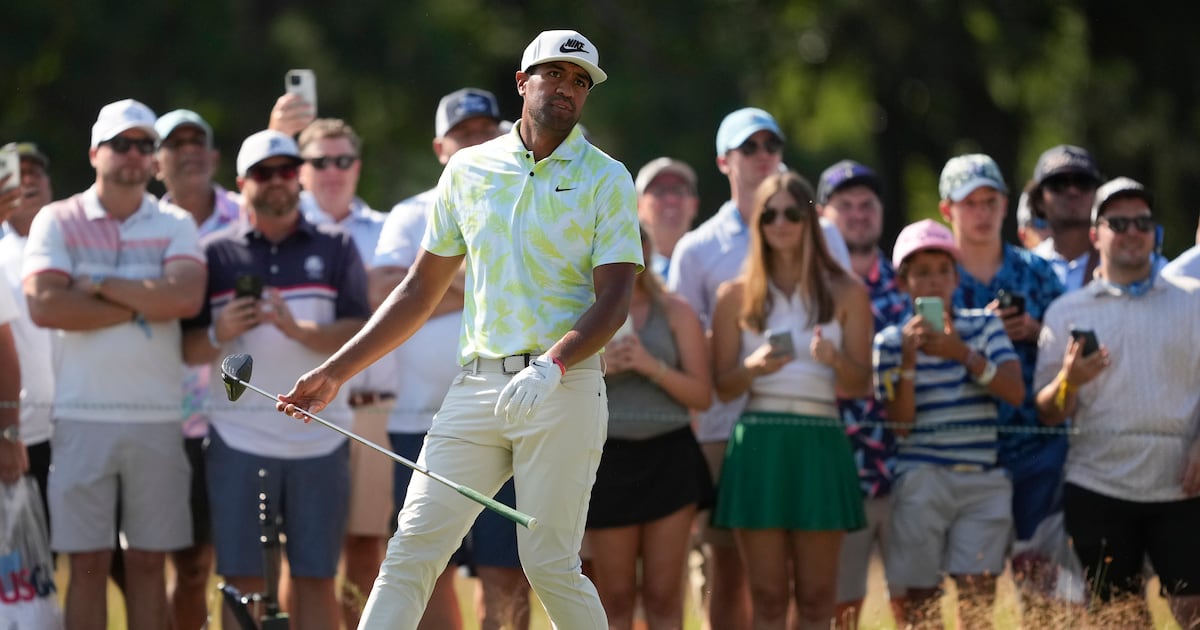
top-left (938, 199), bottom-right (953, 223)
top-left (515, 71), bottom-right (529, 97)
top-left (716, 153), bottom-right (730, 176)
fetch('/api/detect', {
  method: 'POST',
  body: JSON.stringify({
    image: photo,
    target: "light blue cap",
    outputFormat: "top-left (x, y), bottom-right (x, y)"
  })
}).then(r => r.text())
top-left (715, 107), bottom-right (783, 156)
top-left (155, 109), bottom-right (214, 147)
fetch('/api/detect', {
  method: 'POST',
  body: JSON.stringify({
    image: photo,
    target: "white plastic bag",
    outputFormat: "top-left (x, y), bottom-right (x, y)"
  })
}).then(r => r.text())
top-left (0, 476), bottom-right (63, 630)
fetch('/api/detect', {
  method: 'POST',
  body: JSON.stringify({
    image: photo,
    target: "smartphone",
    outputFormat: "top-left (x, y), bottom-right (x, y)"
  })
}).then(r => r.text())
top-left (765, 329), bottom-right (795, 358)
top-left (612, 315), bottom-right (635, 342)
top-left (234, 273), bottom-right (263, 300)
top-left (0, 143), bottom-right (18, 193)
top-left (996, 289), bottom-right (1026, 316)
top-left (1069, 327), bottom-right (1099, 357)
top-left (914, 296), bottom-right (944, 331)
top-left (285, 69), bottom-right (317, 115)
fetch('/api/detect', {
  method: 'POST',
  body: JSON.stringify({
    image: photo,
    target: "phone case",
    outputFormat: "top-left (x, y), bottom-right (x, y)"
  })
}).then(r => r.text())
top-left (915, 297), bottom-right (944, 331)
top-left (0, 146), bottom-right (18, 192)
top-left (285, 69), bottom-right (317, 114)
top-left (766, 330), bottom-right (794, 357)
top-left (1070, 328), bottom-right (1099, 356)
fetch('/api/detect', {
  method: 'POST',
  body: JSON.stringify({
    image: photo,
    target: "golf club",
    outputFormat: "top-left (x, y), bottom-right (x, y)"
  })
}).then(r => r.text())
top-left (220, 353), bottom-right (538, 530)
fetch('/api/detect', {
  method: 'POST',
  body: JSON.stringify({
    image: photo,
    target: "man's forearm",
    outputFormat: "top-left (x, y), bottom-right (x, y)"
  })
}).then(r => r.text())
top-left (546, 263), bottom-right (635, 367)
top-left (27, 286), bottom-right (134, 330)
top-left (98, 271), bottom-right (205, 321)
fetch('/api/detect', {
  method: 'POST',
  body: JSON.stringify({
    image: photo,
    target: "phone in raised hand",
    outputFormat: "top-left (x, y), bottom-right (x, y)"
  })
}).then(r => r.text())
top-left (285, 69), bottom-right (317, 115)
top-left (0, 143), bottom-right (19, 193)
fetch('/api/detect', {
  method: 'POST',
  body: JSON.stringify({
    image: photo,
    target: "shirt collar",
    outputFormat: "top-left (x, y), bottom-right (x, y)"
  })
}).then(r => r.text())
top-left (503, 120), bottom-right (589, 162)
top-left (235, 210), bottom-right (317, 243)
top-left (81, 184), bottom-right (158, 223)
top-left (300, 191), bottom-right (373, 225)
top-left (716, 199), bottom-right (748, 235)
top-left (1084, 269), bottom-right (1163, 298)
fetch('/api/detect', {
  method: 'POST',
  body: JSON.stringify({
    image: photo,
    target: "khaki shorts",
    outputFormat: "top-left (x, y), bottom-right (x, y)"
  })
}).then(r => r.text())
top-left (836, 495), bottom-right (899, 603)
top-left (49, 419), bottom-right (192, 552)
top-left (887, 466), bottom-right (1012, 589)
top-left (346, 400), bottom-right (397, 537)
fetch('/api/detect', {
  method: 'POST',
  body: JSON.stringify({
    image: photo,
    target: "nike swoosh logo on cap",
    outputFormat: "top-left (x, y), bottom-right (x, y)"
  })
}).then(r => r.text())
top-left (559, 39), bottom-right (587, 54)
top-left (555, 185), bottom-right (576, 192)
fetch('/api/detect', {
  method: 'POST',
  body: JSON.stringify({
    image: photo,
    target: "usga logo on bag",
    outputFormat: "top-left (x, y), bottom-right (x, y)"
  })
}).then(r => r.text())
top-left (0, 551), bottom-right (57, 602)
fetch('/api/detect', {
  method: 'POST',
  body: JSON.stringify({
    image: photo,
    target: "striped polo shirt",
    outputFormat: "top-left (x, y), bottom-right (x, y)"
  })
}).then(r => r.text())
top-left (874, 308), bottom-right (1018, 472)
top-left (423, 122), bottom-right (643, 363)
top-left (22, 186), bottom-right (205, 423)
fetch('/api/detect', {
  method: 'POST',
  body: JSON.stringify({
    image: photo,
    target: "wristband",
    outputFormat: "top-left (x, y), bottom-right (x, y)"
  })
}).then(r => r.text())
top-left (1054, 371), bottom-right (1074, 410)
top-left (974, 359), bottom-right (997, 386)
top-left (207, 324), bottom-right (221, 349)
top-left (551, 356), bottom-right (566, 376)
top-left (899, 368), bottom-right (917, 381)
top-left (651, 359), bottom-right (669, 384)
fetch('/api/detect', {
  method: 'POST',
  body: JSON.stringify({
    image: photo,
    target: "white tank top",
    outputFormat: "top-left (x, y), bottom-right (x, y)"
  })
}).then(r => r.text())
top-left (740, 283), bottom-right (841, 403)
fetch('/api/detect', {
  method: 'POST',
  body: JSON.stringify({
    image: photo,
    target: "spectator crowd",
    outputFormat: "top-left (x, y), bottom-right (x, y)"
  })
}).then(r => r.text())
top-left (3, 36), bottom-right (1200, 630)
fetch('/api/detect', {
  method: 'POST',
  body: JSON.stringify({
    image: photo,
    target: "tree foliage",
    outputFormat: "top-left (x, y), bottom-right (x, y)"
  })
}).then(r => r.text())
top-left (4, 0), bottom-right (1197, 254)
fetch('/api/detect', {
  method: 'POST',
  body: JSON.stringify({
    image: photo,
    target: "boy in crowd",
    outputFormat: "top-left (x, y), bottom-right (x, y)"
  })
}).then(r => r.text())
top-left (873, 219), bottom-right (1024, 627)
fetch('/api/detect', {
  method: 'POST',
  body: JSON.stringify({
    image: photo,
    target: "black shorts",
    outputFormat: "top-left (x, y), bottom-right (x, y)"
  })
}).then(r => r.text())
top-left (1063, 483), bottom-right (1200, 599)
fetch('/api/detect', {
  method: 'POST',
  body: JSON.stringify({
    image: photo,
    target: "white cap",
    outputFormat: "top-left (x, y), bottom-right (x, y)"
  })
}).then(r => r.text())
top-left (520, 30), bottom-right (607, 87)
top-left (236, 130), bottom-right (301, 177)
top-left (91, 99), bottom-right (158, 149)
top-left (635, 157), bottom-right (697, 195)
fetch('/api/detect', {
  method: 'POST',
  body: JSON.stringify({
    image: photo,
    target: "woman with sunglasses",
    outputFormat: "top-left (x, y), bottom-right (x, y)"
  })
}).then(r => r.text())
top-left (709, 170), bottom-right (871, 629)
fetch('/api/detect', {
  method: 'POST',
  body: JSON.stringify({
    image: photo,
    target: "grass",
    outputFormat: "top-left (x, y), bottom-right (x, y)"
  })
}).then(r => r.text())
top-left (56, 552), bottom-right (1180, 629)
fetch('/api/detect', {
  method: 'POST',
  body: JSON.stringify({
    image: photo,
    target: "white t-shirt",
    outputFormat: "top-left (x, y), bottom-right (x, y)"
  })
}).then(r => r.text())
top-left (0, 229), bottom-right (55, 443)
top-left (373, 189), bottom-right (460, 434)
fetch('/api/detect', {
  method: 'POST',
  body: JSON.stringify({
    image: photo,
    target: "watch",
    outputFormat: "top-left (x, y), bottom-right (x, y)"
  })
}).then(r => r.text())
top-left (90, 274), bottom-right (106, 297)
top-left (1, 425), bottom-right (19, 443)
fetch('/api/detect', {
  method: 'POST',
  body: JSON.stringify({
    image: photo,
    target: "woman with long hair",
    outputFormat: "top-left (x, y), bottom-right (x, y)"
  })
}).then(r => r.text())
top-left (584, 225), bottom-right (713, 630)
top-left (710, 171), bottom-right (871, 629)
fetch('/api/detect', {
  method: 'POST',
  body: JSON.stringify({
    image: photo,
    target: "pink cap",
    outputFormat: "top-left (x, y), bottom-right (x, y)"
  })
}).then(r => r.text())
top-left (891, 219), bottom-right (960, 268)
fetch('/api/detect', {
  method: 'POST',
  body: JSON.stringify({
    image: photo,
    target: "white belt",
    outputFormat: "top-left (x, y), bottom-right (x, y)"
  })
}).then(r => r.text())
top-left (463, 353), bottom-right (602, 375)
top-left (746, 395), bottom-right (838, 418)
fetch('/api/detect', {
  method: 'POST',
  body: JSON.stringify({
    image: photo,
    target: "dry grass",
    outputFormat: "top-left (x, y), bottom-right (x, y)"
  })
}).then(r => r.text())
top-left (55, 552), bottom-right (1179, 629)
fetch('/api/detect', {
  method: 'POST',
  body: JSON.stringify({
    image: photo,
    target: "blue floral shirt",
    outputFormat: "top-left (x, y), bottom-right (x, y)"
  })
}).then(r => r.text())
top-left (953, 243), bottom-right (1065, 466)
top-left (839, 250), bottom-right (906, 498)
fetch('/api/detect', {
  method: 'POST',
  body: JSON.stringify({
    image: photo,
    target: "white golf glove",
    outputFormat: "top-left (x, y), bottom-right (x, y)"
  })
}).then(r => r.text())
top-left (495, 354), bottom-right (563, 423)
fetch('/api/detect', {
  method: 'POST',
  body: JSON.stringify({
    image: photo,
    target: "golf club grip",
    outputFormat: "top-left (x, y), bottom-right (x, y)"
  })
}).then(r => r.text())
top-left (454, 485), bottom-right (539, 530)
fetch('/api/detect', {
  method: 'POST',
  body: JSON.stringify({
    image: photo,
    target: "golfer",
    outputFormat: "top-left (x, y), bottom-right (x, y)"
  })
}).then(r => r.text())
top-left (279, 29), bottom-right (642, 629)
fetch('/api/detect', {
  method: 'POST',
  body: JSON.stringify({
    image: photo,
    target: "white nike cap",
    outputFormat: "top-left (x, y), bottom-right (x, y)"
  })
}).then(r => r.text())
top-left (520, 29), bottom-right (607, 87)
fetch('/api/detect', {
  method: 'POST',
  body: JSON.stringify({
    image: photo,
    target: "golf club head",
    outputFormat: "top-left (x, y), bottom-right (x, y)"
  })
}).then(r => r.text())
top-left (221, 353), bottom-right (254, 402)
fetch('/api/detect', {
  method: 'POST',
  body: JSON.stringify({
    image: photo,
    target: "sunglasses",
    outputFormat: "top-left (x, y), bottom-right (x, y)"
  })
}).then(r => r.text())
top-left (1099, 215), bottom-right (1155, 234)
top-left (761, 206), bottom-right (805, 225)
top-left (1044, 173), bottom-right (1098, 194)
top-left (102, 137), bottom-right (156, 155)
top-left (306, 154), bottom-right (358, 170)
top-left (736, 137), bottom-right (784, 157)
top-left (247, 163), bottom-right (300, 183)
top-left (161, 135), bottom-right (208, 150)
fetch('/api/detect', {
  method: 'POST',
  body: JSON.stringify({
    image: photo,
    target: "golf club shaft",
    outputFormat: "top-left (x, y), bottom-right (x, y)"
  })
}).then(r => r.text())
top-left (232, 378), bottom-right (538, 530)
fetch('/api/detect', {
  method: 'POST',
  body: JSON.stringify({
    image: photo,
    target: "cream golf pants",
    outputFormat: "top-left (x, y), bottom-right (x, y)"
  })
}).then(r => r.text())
top-left (358, 362), bottom-right (609, 629)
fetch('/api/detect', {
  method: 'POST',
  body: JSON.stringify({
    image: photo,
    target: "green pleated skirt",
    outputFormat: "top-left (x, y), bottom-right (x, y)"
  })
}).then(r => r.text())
top-left (713, 411), bottom-right (866, 531)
